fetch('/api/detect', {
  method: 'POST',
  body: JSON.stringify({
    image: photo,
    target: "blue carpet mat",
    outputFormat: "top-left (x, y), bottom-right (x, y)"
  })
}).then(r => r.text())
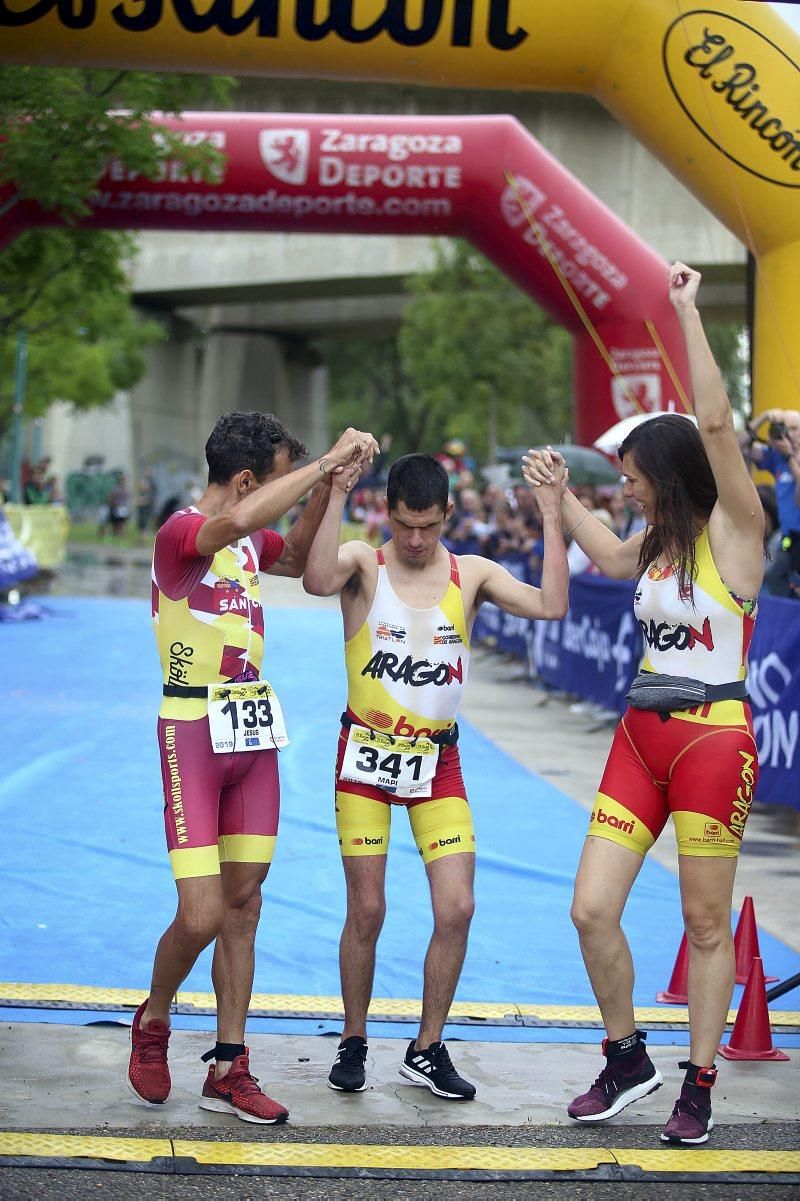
top-left (1, 597), bottom-right (796, 1014)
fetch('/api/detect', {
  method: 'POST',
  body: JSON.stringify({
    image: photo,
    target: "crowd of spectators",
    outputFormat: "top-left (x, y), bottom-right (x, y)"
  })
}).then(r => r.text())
top-left (0, 459), bottom-right (63, 506)
top-left (22, 458), bottom-right (62, 505)
top-left (340, 442), bottom-right (647, 586)
top-left (440, 471), bottom-right (648, 584)
top-left (740, 408), bottom-right (800, 599)
top-left (339, 417), bottom-right (800, 602)
top-left (11, 415), bottom-right (795, 583)
top-left (97, 471), bottom-right (132, 539)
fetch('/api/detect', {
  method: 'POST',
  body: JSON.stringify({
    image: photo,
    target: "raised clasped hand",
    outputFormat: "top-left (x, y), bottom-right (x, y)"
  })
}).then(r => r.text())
top-left (668, 260), bottom-right (701, 311)
top-left (327, 427), bottom-right (381, 471)
top-left (521, 446), bottom-right (566, 489)
top-left (332, 463), bottom-right (362, 495)
top-left (522, 447), bottom-right (569, 517)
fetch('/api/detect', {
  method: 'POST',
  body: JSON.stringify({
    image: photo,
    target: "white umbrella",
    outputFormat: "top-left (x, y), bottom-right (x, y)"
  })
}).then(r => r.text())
top-left (593, 411), bottom-right (697, 457)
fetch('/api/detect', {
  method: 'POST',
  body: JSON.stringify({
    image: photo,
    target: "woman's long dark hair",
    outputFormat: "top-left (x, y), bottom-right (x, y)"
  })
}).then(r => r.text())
top-left (619, 415), bottom-right (717, 603)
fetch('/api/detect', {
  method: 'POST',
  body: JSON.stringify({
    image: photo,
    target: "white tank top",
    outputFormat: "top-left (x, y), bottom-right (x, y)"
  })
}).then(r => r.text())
top-left (344, 548), bottom-right (470, 739)
top-left (634, 526), bottom-right (756, 686)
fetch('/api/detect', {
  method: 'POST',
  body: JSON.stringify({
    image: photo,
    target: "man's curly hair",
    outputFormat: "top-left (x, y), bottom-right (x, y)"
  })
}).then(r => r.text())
top-left (205, 411), bottom-right (307, 485)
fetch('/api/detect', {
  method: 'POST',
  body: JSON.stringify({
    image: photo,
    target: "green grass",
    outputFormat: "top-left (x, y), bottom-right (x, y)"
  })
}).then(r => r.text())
top-left (67, 520), bottom-right (151, 549)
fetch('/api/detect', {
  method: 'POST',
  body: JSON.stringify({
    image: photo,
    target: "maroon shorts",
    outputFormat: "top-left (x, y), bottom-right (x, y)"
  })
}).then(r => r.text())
top-left (157, 715), bottom-right (280, 878)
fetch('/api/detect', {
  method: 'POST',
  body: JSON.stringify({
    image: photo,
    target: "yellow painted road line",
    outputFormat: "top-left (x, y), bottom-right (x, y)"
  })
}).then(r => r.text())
top-left (0, 983), bottom-right (147, 1006)
top-left (175, 1141), bottom-right (612, 1170)
top-left (611, 1149), bottom-right (800, 1175)
top-left (1, 1133), bottom-right (799, 1176)
top-left (0, 983), bottom-right (798, 1028)
top-left (0, 1133), bottom-right (170, 1162)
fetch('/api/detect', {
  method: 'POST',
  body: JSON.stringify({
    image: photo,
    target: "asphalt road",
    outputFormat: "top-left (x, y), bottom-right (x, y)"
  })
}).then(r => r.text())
top-left (3, 1171), bottom-right (800, 1201)
top-left (2, 1123), bottom-right (799, 1200)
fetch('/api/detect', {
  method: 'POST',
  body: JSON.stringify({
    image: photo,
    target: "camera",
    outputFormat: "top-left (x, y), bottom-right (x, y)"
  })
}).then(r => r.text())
top-left (769, 420), bottom-right (789, 441)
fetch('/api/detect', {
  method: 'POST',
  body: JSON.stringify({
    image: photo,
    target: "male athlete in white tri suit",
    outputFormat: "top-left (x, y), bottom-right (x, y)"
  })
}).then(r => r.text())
top-left (304, 452), bottom-right (569, 1100)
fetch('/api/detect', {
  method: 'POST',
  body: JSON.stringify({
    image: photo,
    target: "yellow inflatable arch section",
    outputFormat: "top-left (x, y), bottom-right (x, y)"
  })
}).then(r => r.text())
top-left (1, 0), bottom-right (798, 411)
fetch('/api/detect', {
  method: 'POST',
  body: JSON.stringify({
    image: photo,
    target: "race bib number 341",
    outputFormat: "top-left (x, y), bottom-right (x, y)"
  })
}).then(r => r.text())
top-left (340, 726), bottom-right (438, 798)
top-left (208, 681), bottom-right (289, 753)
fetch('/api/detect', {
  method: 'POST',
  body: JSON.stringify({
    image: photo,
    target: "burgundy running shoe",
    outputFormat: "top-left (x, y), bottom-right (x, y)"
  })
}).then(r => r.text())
top-left (568, 1044), bottom-right (663, 1121)
top-left (199, 1050), bottom-right (289, 1124)
top-left (661, 1064), bottom-right (716, 1145)
top-left (126, 999), bottom-right (171, 1104)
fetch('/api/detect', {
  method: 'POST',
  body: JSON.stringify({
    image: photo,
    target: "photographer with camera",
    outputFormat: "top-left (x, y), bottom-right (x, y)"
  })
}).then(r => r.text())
top-left (741, 409), bottom-right (800, 597)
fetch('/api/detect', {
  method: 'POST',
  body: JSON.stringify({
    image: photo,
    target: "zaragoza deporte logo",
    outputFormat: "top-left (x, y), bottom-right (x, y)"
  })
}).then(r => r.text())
top-left (259, 129), bottom-right (311, 185)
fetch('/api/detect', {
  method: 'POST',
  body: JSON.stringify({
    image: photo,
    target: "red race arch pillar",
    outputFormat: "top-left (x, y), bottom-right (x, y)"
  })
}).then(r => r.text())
top-left (0, 113), bottom-right (690, 445)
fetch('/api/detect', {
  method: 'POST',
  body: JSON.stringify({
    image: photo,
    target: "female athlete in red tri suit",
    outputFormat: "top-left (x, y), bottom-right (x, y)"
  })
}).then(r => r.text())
top-left (524, 263), bottom-right (765, 1146)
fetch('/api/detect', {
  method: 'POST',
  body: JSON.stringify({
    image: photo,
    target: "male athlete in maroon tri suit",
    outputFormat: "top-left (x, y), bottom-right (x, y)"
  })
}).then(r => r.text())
top-left (127, 411), bottom-right (377, 1124)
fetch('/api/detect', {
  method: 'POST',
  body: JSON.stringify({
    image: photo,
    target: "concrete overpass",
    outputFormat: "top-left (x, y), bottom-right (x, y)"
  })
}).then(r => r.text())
top-left (40, 80), bottom-right (746, 497)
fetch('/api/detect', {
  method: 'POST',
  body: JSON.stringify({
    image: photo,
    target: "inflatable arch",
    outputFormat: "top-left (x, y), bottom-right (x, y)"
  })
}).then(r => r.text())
top-left (0, 112), bottom-right (691, 446)
top-left (1, 0), bottom-right (798, 416)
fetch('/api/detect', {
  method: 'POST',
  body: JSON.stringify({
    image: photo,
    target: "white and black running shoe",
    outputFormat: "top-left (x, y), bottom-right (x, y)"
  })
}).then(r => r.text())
top-left (328, 1036), bottom-right (368, 1092)
top-left (399, 1040), bottom-right (476, 1100)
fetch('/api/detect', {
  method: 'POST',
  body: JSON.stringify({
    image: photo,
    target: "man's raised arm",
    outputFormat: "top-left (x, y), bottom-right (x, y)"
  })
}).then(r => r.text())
top-left (196, 427), bottom-right (378, 557)
top-left (304, 466), bottom-right (367, 597)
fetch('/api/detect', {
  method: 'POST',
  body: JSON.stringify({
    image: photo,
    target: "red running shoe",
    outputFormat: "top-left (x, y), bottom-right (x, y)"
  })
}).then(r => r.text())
top-left (199, 1050), bottom-right (289, 1124)
top-left (126, 999), bottom-right (171, 1103)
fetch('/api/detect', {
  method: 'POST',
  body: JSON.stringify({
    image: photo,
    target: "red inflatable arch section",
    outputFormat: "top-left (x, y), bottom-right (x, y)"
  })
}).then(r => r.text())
top-left (1, 113), bottom-right (690, 445)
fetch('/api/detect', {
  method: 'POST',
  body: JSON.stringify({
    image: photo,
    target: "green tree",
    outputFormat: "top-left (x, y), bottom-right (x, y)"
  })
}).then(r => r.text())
top-left (318, 332), bottom-right (413, 456)
top-left (318, 240), bottom-right (573, 462)
top-left (0, 66), bottom-right (231, 224)
top-left (0, 66), bottom-right (233, 441)
top-left (0, 229), bottom-right (162, 437)
top-left (706, 320), bottom-right (750, 419)
top-left (400, 240), bottom-right (572, 460)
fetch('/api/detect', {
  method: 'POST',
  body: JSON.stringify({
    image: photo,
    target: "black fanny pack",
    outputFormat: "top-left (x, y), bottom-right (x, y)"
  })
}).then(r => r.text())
top-left (626, 671), bottom-right (749, 714)
top-left (340, 711), bottom-right (459, 746)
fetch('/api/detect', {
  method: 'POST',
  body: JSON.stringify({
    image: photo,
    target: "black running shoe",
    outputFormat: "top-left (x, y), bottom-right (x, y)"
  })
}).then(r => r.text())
top-left (399, 1040), bottom-right (476, 1100)
top-left (328, 1036), bottom-right (368, 1092)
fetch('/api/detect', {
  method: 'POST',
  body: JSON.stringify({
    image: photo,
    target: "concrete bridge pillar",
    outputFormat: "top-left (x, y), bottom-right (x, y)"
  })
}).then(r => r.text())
top-left (117, 306), bottom-right (330, 511)
top-left (195, 310), bottom-right (329, 462)
top-left (130, 315), bottom-right (201, 475)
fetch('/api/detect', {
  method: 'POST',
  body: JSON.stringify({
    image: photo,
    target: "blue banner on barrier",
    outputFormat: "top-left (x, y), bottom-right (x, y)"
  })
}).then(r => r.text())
top-left (530, 575), bottom-right (639, 713)
top-left (471, 553), bottom-right (533, 660)
top-left (748, 594), bottom-right (800, 808)
top-left (474, 570), bottom-right (800, 809)
top-left (0, 507), bottom-right (38, 589)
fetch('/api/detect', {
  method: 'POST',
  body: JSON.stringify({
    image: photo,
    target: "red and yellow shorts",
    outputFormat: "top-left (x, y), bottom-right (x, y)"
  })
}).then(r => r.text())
top-left (334, 729), bottom-right (475, 865)
top-left (157, 716), bottom-right (280, 879)
top-left (589, 703), bottom-right (758, 858)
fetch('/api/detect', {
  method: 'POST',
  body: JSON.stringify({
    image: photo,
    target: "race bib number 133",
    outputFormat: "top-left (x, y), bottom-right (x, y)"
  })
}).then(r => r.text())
top-left (207, 680), bottom-right (289, 753)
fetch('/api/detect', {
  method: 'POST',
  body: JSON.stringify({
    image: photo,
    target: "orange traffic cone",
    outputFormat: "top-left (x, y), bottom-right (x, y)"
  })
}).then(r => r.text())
top-left (656, 932), bottom-right (689, 1004)
top-left (733, 896), bottom-right (778, 984)
top-left (719, 957), bottom-right (790, 1061)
